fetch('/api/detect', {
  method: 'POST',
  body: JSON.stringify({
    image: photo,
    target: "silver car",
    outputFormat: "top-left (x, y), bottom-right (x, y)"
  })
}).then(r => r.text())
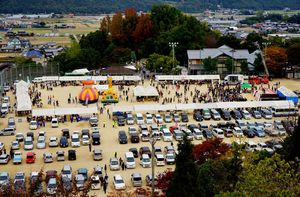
top-left (37, 136), bottom-right (46, 149)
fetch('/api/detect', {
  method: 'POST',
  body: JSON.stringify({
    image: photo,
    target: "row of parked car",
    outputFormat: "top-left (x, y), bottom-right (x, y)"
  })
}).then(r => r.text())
top-left (112, 108), bottom-right (276, 127)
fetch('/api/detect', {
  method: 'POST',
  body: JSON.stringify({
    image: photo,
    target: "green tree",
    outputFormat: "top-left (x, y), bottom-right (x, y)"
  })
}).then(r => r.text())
top-left (234, 154), bottom-right (300, 196)
top-left (167, 137), bottom-right (198, 197)
top-left (146, 53), bottom-right (179, 74)
top-left (240, 60), bottom-right (248, 73)
top-left (225, 57), bottom-right (234, 73)
top-left (253, 53), bottom-right (264, 73)
top-left (203, 56), bottom-right (217, 72)
top-left (218, 35), bottom-right (242, 49)
top-left (287, 43), bottom-right (300, 67)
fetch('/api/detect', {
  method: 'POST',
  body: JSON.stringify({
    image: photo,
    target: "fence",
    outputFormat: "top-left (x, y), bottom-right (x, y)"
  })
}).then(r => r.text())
top-left (0, 62), bottom-right (59, 87)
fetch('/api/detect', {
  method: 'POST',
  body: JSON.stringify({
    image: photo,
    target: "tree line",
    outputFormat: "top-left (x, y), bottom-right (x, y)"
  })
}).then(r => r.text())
top-left (0, 0), bottom-right (300, 14)
top-left (241, 13), bottom-right (300, 25)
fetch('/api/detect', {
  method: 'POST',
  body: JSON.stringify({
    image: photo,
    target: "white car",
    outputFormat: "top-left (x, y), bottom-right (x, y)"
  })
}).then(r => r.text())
top-left (71, 134), bottom-right (80, 147)
top-left (241, 110), bottom-right (251, 120)
top-left (126, 114), bottom-right (134, 125)
top-left (81, 135), bottom-right (90, 145)
top-left (29, 121), bottom-right (38, 130)
top-left (91, 175), bottom-right (101, 190)
top-left (37, 136), bottom-right (46, 149)
top-left (155, 153), bottom-right (165, 166)
top-left (24, 137), bottom-right (33, 150)
top-left (140, 154), bottom-right (151, 168)
top-left (165, 153), bottom-right (176, 165)
top-left (233, 127), bottom-right (244, 138)
top-left (49, 137), bottom-right (58, 147)
top-left (43, 152), bottom-right (53, 163)
top-left (61, 165), bottom-right (72, 180)
top-left (15, 133), bottom-right (24, 142)
top-left (164, 114), bottom-right (172, 123)
top-left (161, 128), bottom-right (172, 142)
top-left (0, 142), bottom-right (4, 151)
top-left (154, 114), bottom-right (163, 124)
top-left (173, 113), bottom-right (180, 122)
top-left (113, 174), bottom-right (126, 190)
top-left (11, 140), bottom-right (20, 150)
top-left (51, 118), bottom-right (59, 128)
top-left (258, 142), bottom-right (274, 154)
top-left (145, 114), bottom-right (153, 124)
top-left (246, 141), bottom-right (259, 152)
top-left (212, 128), bottom-right (225, 138)
top-left (109, 157), bottom-right (120, 171)
top-left (193, 128), bottom-right (203, 140)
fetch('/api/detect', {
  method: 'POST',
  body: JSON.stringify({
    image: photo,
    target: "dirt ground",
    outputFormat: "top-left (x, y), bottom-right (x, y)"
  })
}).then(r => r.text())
top-left (0, 78), bottom-right (299, 196)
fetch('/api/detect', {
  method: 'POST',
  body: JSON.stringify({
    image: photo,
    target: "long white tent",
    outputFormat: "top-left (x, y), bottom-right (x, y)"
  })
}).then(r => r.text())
top-left (16, 80), bottom-right (32, 112)
top-left (133, 86), bottom-right (159, 97)
top-left (33, 75), bottom-right (141, 82)
top-left (32, 107), bottom-right (98, 116)
top-left (155, 75), bottom-right (220, 81)
top-left (111, 100), bottom-right (295, 113)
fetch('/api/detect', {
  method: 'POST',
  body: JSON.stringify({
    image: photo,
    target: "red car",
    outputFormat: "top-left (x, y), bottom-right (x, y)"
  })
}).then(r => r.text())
top-left (169, 125), bottom-right (178, 133)
top-left (26, 152), bottom-right (36, 163)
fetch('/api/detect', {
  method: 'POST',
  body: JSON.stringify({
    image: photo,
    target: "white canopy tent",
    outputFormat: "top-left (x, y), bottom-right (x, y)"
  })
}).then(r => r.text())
top-left (155, 75), bottom-right (220, 82)
top-left (32, 107), bottom-right (98, 116)
top-left (16, 80), bottom-right (32, 112)
top-left (110, 100), bottom-right (295, 113)
top-left (33, 75), bottom-right (142, 82)
top-left (133, 86), bottom-right (159, 97)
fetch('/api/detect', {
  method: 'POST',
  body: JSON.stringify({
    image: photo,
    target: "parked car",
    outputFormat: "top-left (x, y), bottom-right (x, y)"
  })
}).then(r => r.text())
top-left (265, 140), bottom-right (283, 151)
top-left (274, 123), bottom-right (287, 136)
top-left (29, 120), bottom-right (38, 130)
top-left (37, 136), bottom-right (46, 149)
top-left (173, 129), bottom-right (183, 141)
top-left (155, 153), bottom-right (165, 166)
top-left (11, 140), bottom-right (20, 150)
top-left (154, 114), bottom-right (163, 123)
top-left (139, 146), bottom-right (151, 158)
top-left (126, 113), bottom-right (134, 125)
top-left (56, 151), bottom-right (65, 161)
top-left (92, 133), bottom-right (101, 145)
top-left (15, 133), bottom-right (24, 142)
top-left (0, 127), bottom-right (15, 136)
top-left (117, 115), bottom-right (125, 126)
top-left (113, 174), bottom-right (126, 190)
top-left (246, 141), bottom-right (259, 152)
top-left (243, 129), bottom-right (256, 138)
top-left (140, 154), bottom-right (151, 168)
top-left (251, 110), bottom-right (262, 119)
top-left (241, 109), bottom-right (251, 119)
top-left (91, 175), bottom-right (101, 190)
top-left (164, 113), bottom-right (172, 123)
top-left (47, 178), bottom-right (57, 195)
top-left (14, 172), bottom-right (26, 192)
top-left (109, 157), bottom-right (120, 171)
top-left (131, 172), bottom-right (142, 187)
top-left (62, 128), bottom-right (70, 139)
top-left (77, 168), bottom-right (88, 180)
top-left (261, 109), bottom-right (273, 119)
top-left (211, 109), bottom-right (221, 120)
top-left (236, 120), bottom-right (247, 130)
top-left (161, 128), bottom-right (172, 142)
top-left (26, 152), bottom-right (36, 163)
top-left (71, 133), bottom-right (80, 147)
top-left (51, 118), bottom-right (59, 128)
top-left (118, 130), bottom-right (128, 144)
top-left (173, 113), bottom-right (180, 122)
top-left (165, 153), bottom-right (176, 165)
top-left (30, 172), bottom-right (43, 196)
top-left (130, 132), bottom-right (140, 143)
top-left (145, 114), bottom-right (153, 124)
top-left (0, 172), bottom-right (9, 187)
top-left (61, 165), bottom-right (72, 180)
top-left (49, 137), bottom-right (58, 147)
top-left (252, 127), bottom-right (266, 137)
top-left (181, 112), bottom-right (189, 122)
top-left (24, 137), bottom-right (33, 150)
top-left (0, 154), bottom-right (10, 164)
top-left (68, 150), bottom-right (76, 160)
top-left (258, 142), bottom-right (274, 154)
top-left (60, 136), bottom-right (69, 147)
top-left (201, 109), bottom-right (211, 120)
top-left (43, 152), bottom-right (53, 163)
top-left (145, 174), bottom-right (158, 186)
top-left (89, 116), bottom-right (98, 127)
top-left (231, 110), bottom-right (242, 119)
top-left (212, 128), bottom-right (225, 138)
top-left (193, 111), bottom-right (203, 121)
top-left (233, 127), bottom-right (244, 138)
top-left (129, 148), bottom-right (138, 158)
top-left (81, 135), bottom-right (90, 145)
top-left (264, 122), bottom-right (278, 136)
top-left (220, 109), bottom-right (231, 120)
top-left (13, 151), bottom-right (22, 164)
top-left (93, 149), bottom-right (103, 161)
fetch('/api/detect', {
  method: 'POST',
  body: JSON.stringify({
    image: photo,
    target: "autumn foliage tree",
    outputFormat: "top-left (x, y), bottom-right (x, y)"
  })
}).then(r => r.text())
top-left (133, 13), bottom-right (153, 43)
top-left (265, 46), bottom-right (287, 76)
top-left (192, 138), bottom-right (230, 165)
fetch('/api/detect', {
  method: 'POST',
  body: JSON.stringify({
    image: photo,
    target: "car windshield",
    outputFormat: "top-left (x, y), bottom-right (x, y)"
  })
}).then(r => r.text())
top-left (15, 175), bottom-right (24, 180)
top-left (254, 111), bottom-right (260, 115)
top-left (143, 158), bottom-right (150, 162)
top-left (111, 160), bottom-right (118, 165)
top-left (49, 183), bottom-right (57, 188)
top-left (72, 138), bottom-right (79, 142)
top-left (63, 170), bottom-right (71, 174)
top-left (133, 177), bottom-right (141, 181)
top-left (127, 157), bottom-right (134, 162)
top-left (115, 179), bottom-right (124, 184)
top-left (38, 139), bottom-right (44, 143)
top-left (127, 117), bottom-right (133, 120)
top-left (147, 116), bottom-right (152, 120)
top-left (239, 122), bottom-right (246, 126)
top-left (167, 155), bottom-right (174, 159)
top-left (30, 122), bottom-right (37, 125)
top-left (195, 131), bottom-right (202, 135)
top-left (165, 115), bottom-right (171, 119)
top-left (175, 132), bottom-right (183, 136)
top-left (25, 140), bottom-right (32, 145)
top-left (27, 155), bottom-right (33, 159)
top-left (92, 180), bottom-right (100, 184)
top-left (137, 117), bottom-right (143, 120)
top-left (164, 132), bottom-right (171, 136)
top-left (77, 179), bottom-right (84, 184)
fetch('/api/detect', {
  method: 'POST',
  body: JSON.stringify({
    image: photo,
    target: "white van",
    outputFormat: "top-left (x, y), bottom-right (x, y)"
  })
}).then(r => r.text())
top-left (71, 134), bottom-right (80, 147)
top-left (1, 103), bottom-right (9, 114)
top-left (136, 113), bottom-right (144, 125)
top-left (8, 117), bottom-right (16, 130)
top-left (140, 154), bottom-right (151, 168)
top-left (124, 152), bottom-right (136, 169)
top-left (162, 128), bottom-right (172, 142)
top-left (155, 153), bottom-right (165, 166)
top-left (51, 118), bottom-right (59, 128)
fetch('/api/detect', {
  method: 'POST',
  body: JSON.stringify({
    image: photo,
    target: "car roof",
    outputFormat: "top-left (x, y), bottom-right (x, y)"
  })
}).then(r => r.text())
top-left (132, 172), bottom-right (141, 177)
top-left (114, 174), bottom-right (123, 179)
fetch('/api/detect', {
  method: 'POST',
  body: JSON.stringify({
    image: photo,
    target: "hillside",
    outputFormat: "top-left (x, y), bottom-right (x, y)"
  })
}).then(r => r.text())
top-left (0, 0), bottom-right (299, 14)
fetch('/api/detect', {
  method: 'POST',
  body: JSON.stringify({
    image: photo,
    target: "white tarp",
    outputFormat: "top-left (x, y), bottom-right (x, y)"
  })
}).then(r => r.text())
top-left (133, 86), bottom-right (159, 97)
top-left (16, 80), bottom-right (32, 112)
top-left (92, 85), bottom-right (108, 91)
top-left (124, 76), bottom-right (141, 81)
top-left (155, 75), bottom-right (220, 81)
top-left (33, 75), bottom-right (142, 82)
top-left (32, 107), bottom-right (98, 116)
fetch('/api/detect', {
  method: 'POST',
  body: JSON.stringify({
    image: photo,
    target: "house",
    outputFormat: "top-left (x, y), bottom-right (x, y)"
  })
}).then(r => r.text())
top-left (187, 45), bottom-right (258, 75)
top-left (1, 37), bottom-right (31, 52)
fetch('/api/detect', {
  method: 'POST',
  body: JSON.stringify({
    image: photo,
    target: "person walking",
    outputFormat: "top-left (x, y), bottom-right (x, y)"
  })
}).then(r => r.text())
top-left (103, 121), bottom-right (106, 128)
top-left (103, 180), bottom-right (107, 194)
top-left (114, 152), bottom-right (117, 158)
top-left (89, 143), bottom-right (92, 152)
top-left (104, 164), bottom-right (107, 175)
top-left (121, 162), bottom-right (125, 171)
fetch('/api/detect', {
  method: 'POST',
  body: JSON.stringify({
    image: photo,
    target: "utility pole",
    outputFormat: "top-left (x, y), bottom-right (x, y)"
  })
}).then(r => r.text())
top-left (255, 42), bottom-right (270, 77)
top-left (149, 137), bottom-right (157, 197)
top-left (169, 42), bottom-right (178, 68)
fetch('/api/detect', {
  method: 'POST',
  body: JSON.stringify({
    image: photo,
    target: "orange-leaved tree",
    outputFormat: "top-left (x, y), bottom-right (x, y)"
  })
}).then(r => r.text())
top-left (265, 46), bottom-right (287, 76)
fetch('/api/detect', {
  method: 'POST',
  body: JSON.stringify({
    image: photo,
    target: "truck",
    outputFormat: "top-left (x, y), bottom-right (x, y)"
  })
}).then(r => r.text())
top-left (223, 74), bottom-right (244, 85)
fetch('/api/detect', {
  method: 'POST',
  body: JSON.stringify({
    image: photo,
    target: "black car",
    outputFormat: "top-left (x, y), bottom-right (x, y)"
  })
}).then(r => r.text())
top-left (92, 133), bottom-right (100, 145)
top-left (203, 130), bottom-right (214, 139)
top-left (130, 133), bottom-right (140, 143)
top-left (181, 112), bottom-right (189, 122)
top-left (59, 136), bottom-right (69, 148)
top-left (118, 130), bottom-right (128, 144)
top-left (226, 121), bottom-right (237, 129)
top-left (68, 150), bottom-right (76, 160)
top-left (231, 110), bottom-right (242, 119)
top-left (139, 146), bottom-right (151, 158)
top-left (117, 116), bottom-right (125, 126)
top-left (193, 111), bottom-right (203, 121)
top-left (220, 109), bottom-right (231, 121)
top-left (265, 140), bottom-right (283, 151)
top-left (217, 122), bottom-right (227, 129)
top-left (129, 148), bottom-right (138, 158)
top-left (187, 124), bottom-right (198, 133)
top-left (243, 129), bottom-right (255, 138)
top-left (62, 128), bottom-right (70, 139)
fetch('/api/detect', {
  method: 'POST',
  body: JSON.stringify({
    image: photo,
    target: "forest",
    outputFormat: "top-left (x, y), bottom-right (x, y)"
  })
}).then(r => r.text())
top-left (0, 0), bottom-right (299, 14)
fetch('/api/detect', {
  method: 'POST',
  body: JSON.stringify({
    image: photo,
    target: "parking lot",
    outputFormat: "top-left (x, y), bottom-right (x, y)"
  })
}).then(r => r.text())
top-left (0, 78), bottom-right (299, 196)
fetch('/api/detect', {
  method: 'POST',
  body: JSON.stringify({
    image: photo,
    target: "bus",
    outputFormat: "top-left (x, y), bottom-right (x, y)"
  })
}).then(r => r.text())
top-left (272, 105), bottom-right (298, 117)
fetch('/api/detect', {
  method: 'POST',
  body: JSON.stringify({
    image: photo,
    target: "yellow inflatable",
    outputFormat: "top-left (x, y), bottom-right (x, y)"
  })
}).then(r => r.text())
top-left (101, 76), bottom-right (119, 103)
